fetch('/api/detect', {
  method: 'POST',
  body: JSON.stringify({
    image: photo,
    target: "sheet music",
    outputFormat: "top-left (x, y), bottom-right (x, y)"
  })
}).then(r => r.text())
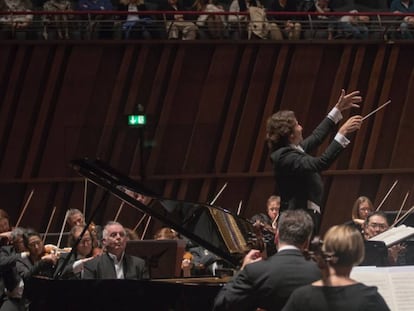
top-left (351, 266), bottom-right (414, 311)
top-left (369, 225), bottom-right (414, 247)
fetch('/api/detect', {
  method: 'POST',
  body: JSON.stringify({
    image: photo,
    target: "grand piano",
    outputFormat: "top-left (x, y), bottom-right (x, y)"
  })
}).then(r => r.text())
top-left (25, 158), bottom-right (262, 310)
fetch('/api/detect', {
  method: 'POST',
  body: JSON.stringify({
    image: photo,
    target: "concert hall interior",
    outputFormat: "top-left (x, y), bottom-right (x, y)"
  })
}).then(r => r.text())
top-left (1, 25), bottom-right (414, 311)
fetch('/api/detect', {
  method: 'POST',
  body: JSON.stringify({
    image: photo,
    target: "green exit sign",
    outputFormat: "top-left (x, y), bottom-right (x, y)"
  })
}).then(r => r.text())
top-left (127, 114), bottom-right (146, 126)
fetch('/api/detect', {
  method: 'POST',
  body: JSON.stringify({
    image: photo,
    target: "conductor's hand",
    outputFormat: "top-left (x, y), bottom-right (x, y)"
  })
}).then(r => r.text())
top-left (338, 115), bottom-right (363, 136)
top-left (335, 89), bottom-right (362, 111)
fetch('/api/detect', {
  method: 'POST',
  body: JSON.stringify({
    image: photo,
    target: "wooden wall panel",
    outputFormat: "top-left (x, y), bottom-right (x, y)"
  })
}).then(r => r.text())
top-left (1, 41), bottom-right (414, 238)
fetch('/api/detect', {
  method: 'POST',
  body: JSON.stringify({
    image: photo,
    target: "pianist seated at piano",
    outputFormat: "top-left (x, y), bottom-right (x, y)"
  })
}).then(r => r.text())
top-left (82, 221), bottom-right (149, 280)
top-left (363, 211), bottom-right (406, 265)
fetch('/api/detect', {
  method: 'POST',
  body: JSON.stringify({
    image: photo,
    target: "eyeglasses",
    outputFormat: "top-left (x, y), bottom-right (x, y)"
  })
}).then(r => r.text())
top-left (268, 208), bottom-right (279, 212)
top-left (368, 223), bottom-right (388, 230)
top-left (79, 238), bottom-right (92, 245)
top-left (28, 240), bottom-right (42, 247)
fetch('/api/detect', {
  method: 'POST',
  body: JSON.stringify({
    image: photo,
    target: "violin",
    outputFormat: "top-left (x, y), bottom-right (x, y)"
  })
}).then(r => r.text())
top-left (303, 236), bottom-right (337, 270)
top-left (44, 244), bottom-right (71, 256)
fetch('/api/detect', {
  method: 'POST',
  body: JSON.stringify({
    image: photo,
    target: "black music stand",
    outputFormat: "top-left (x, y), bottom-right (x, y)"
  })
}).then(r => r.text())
top-left (359, 240), bottom-right (389, 267)
top-left (126, 239), bottom-right (186, 279)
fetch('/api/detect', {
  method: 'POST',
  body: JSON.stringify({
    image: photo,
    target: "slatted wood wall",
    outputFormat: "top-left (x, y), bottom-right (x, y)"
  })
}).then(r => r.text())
top-left (1, 41), bottom-right (414, 238)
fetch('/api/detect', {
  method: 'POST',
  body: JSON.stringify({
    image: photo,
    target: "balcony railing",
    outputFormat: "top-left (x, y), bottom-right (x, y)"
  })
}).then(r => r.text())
top-left (0, 10), bottom-right (413, 41)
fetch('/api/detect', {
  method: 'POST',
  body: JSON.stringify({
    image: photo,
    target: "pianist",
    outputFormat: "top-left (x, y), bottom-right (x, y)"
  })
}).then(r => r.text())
top-left (83, 221), bottom-right (149, 280)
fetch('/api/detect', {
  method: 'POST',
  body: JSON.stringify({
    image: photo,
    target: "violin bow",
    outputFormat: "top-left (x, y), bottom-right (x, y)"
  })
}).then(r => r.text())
top-left (133, 213), bottom-right (148, 232)
top-left (56, 210), bottom-right (69, 249)
top-left (376, 180), bottom-right (398, 211)
top-left (83, 178), bottom-right (88, 217)
top-left (140, 216), bottom-right (152, 240)
top-left (392, 205), bottom-right (414, 228)
top-left (15, 189), bottom-right (34, 227)
top-left (210, 182), bottom-right (228, 205)
top-left (391, 191), bottom-right (409, 228)
top-left (113, 201), bottom-right (125, 222)
top-left (237, 200), bottom-right (243, 216)
top-left (42, 206), bottom-right (57, 244)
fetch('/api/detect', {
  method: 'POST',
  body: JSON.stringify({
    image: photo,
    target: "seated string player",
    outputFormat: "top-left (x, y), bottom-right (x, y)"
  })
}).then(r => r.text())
top-left (347, 196), bottom-right (374, 235)
top-left (363, 211), bottom-right (406, 265)
top-left (56, 225), bottom-right (98, 279)
top-left (251, 195), bottom-right (280, 256)
top-left (16, 228), bottom-right (59, 309)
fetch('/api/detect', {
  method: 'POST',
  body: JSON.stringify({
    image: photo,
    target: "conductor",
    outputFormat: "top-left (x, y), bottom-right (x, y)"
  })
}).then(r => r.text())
top-left (265, 89), bottom-right (363, 233)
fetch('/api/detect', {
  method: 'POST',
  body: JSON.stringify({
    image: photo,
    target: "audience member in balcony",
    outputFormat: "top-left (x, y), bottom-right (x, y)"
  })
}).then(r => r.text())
top-left (390, 0), bottom-right (414, 39)
top-left (161, 0), bottom-right (198, 40)
top-left (77, 0), bottom-right (114, 39)
top-left (267, 0), bottom-right (301, 39)
top-left (228, 0), bottom-right (254, 39)
top-left (338, 10), bottom-right (369, 39)
top-left (192, 0), bottom-right (227, 39)
top-left (0, 0), bottom-right (33, 38)
top-left (298, 0), bottom-right (337, 40)
top-left (247, 0), bottom-right (284, 40)
top-left (42, 0), bottom-right (72, 39)
top-left (117, 0), bottom-right (153, 39)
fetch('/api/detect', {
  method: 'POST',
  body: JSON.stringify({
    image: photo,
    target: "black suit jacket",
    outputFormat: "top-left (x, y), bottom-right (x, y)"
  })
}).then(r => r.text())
top-left (213, 249), bottom-right (321, 311)
top-left (271, 117), bottom-right (344, 211)
top-left (83, 252), bottom-right (149, 280)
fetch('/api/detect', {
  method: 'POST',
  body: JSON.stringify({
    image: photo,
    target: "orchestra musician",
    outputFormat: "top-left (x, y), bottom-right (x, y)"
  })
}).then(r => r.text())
top-left (0, 227), bottom-right (27, 311)
top-left (251, 195), bottom-right (280, 256)
top-left (66, 209), bottom-right (102, 249)
top-left (363, 211), bottom-right (406, 265)
top-left (56, 225), bottom-right (97, 279)
top-left (16, 229), bottom-right (59, 281)
top-left (265, 89), bottom-right (363, 234)
top-left (282, 225), bottom-right (389, 311)
top-left (347, 196), bottom-right (374, 234)
top-left (213, 210), bottom-right (321, 311)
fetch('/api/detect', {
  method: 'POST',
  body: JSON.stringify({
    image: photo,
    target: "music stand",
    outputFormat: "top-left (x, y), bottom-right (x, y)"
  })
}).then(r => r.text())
top-left (359, 240), bottom-right (389, 267)
top-left (126, 239), bottom-right (186, 279)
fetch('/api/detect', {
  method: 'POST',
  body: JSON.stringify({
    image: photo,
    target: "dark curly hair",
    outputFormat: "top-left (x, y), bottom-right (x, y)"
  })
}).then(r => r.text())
top-left (266, 110), bottom-right (297, 152)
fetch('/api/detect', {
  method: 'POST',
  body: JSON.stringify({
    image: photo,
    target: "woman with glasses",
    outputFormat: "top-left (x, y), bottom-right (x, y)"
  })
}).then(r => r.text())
top-left (349, 196), bottom-right (374, 234)
top-left (56, 225), bottom-right (98, 279)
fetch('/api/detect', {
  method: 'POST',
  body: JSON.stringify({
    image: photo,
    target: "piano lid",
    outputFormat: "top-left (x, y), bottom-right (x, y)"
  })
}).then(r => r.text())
top-left (70, 158), bottom-right (261, 268)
